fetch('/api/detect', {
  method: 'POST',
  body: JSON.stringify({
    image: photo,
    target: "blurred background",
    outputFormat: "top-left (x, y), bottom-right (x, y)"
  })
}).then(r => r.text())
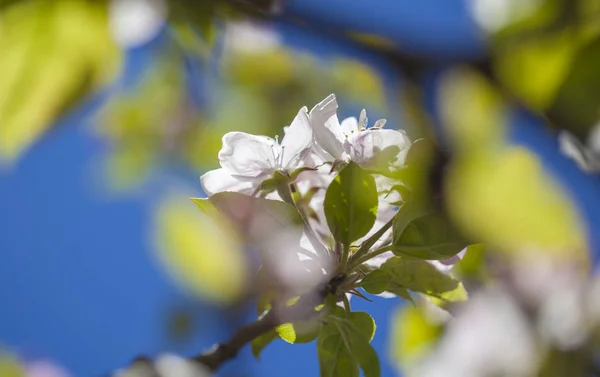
top-left (1, 0), bottom-right (600, 376)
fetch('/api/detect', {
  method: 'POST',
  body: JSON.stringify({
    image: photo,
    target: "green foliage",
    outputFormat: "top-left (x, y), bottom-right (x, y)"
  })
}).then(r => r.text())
top-left (276, 319), bottom-right (322, 344)
top-left (0, 0), bottom-right (120, 164)
top-left (324, 162), bottom-right (378, 246)
top-left (191, 191), bottom-right (304, 244)
top-left (361, 256), bottom-right (467, 304)
top-left (156, 195), bottom-right (247, 304)
top-left (391, 212), bottom-right (467, 260)
top-left (317, 307), bottom-right (380, 377)
top-left (391, 305), bottom-right (443, 370)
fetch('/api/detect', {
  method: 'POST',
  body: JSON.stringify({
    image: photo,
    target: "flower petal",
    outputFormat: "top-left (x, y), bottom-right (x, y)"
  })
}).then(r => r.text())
top-left (281, 106), bottom-right (313, 168)
top-left (340, 117), bottom-right (359, 135)
top-left (349, 129), bottom-right (411, 171)
top-left (309, 94), bottom-right (345, 160)
top-left (200, 168), bottom-right (255, 196)
top-left (219, 132), bottom-right (276, 177)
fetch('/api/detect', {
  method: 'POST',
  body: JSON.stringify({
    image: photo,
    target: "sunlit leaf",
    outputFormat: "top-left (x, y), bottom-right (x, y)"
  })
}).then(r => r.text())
top-left (446, 146), bottom-right (587, 258)
top-left (276, 319), bottom-right (321, 344)
top-left (156, 194), bottom-right (247, 304)
top-left (439, 68), bottom-right (508, 152)
top-left (391, 305), bottom-right (443, 371)
top-left (324, 162), bottom-right (378, 245)
top-left (494, 31), bottom-right (576, 110)
top-left (0, 0), bottom-right (120, 164)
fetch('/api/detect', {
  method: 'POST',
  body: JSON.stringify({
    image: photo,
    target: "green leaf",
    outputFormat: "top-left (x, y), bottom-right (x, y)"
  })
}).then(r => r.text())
top-left (317, 307), bottom-right (380, 377)
top-left (155, 195), bottom-right (246, 304)
top-left (360, 269), bottom-right (414, 302)
top-left (361, 257), bottom-right (466, 304)
top-left (454, 243), bottom-right (487, 279)
top-left (276, 318), bottom-right (321, 344)
top-left (0, 0), bottom-right (120, 164)
top-left (391, 305), bottom-right (443, 369)
top-left (324, 162), bottom-right (378, 245)
top-left (251, 329), bottom-right (278, 360)
top-left (391, 202), bottom-right (428, 244)
top-left (392, 212), bottom-right (466, 260)
top-left (190, 192), bottom-right (303, 244)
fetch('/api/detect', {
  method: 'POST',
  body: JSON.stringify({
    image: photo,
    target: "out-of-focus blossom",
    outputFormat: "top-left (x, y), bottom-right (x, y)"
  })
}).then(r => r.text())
top-left (415, 287), bottom-right (539, 377)
top-left (25, 360), bottom-right (71, 377)
top-left (114, 354), bottom-right (211, 377)
top-left (468, 0), bottom-right (543, 33)
top-left (223, 21), bottom-right (281, 54)
top-left (109, 0), bottom-right (167, 48)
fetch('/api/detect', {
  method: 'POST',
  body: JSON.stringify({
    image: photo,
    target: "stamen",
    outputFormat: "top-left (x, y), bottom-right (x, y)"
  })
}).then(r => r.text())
top-left (279, 146), bottom-right (286, 168)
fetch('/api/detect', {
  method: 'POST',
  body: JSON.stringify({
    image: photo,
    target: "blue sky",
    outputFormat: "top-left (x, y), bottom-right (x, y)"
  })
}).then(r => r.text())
top-left (2, 1), bottom-right (599, 376)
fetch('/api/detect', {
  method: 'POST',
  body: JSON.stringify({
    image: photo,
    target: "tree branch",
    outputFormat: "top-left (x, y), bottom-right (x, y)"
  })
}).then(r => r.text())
top-left (192, 309), bottom-right (277, 370)
top-left (124, 289), bottom-right (329, 375)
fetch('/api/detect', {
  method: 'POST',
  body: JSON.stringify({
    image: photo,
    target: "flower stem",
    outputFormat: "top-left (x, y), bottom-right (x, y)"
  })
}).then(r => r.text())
top-left (340, 242), bottom-right (350, 271)
top-left (279, 181), bottom-right (329, 258)
top-left (342, 294), bottom-right (351, 312)
top-left (347, 245), bottom-right (395, 272)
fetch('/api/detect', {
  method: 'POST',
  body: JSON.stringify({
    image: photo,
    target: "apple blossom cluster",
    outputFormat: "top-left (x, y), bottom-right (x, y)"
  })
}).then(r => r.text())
top-left (192, 94), bottom-right (470, 377)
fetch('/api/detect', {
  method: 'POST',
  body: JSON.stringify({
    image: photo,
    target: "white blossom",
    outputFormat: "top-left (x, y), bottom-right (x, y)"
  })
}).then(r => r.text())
top-left (309, 94), bottom-right (411, 173)
top-left (200, 106), bottom-right (316, 196)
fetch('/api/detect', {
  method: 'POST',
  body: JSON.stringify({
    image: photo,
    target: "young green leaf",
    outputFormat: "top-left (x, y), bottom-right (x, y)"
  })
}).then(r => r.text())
top-left (317, 307), bottom-right (380, 377)
top-left (361, 257), bottom-right (467, 304)
top-left (392, 212), bottom-right (466, 260)
top-left (276, 319), bottom-right (321, 344)
top-left (324, 162), bottom-right (378, 246)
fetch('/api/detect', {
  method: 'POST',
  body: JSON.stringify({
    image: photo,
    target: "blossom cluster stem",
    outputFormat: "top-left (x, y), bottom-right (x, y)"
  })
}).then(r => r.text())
top-left (346, 245), bottom-right (395, 272)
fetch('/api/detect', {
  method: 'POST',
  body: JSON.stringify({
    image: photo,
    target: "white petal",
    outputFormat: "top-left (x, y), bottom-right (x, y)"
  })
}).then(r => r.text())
top-left (281, 106), bottom-right (313, 168)
top-left (219, 132), bottom-right (276, 177)
top-left (349, 129), bottom-right (411, 171)
top-left (200, 168), bottom-right (255, 196)
top-left (309, 94), bottom-right (345, 160)
top-left (340, 117), bottom-right (359, 135)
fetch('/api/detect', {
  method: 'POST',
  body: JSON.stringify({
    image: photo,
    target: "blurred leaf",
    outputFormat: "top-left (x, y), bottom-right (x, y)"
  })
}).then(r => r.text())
top-left (391, 212), bottom-right (467, 260)
top-left (156, 195), bottom-right (247, 304)
top-left (453, 243), bottom-right (487, 280)
top-left (96, 54), bottom-right (190, 189)
top-left (391, 305), bottom-right (443, 370)
top-left (251, 329), bottom-right (278, 360)
top-left (324, 162), bottom-right (378, 246)
top-left (317, 307), bottom-right (380, 377)
top-left (439, 68), bottom-right (508, 152)
top-left (361, 257), bottom-right (466, 304)
top-left (489, 0), bottom-right (561, 38)
top-left (446, 146), bottom-right (587, 257)
top-left (549, 37), bottom-right (600, 137)
top-left (0, 0), bottom-right (120, 164)
top-left (494, 31), bottom-right (576, 110)
top-left (0, 353), bottom-right (24, 377)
